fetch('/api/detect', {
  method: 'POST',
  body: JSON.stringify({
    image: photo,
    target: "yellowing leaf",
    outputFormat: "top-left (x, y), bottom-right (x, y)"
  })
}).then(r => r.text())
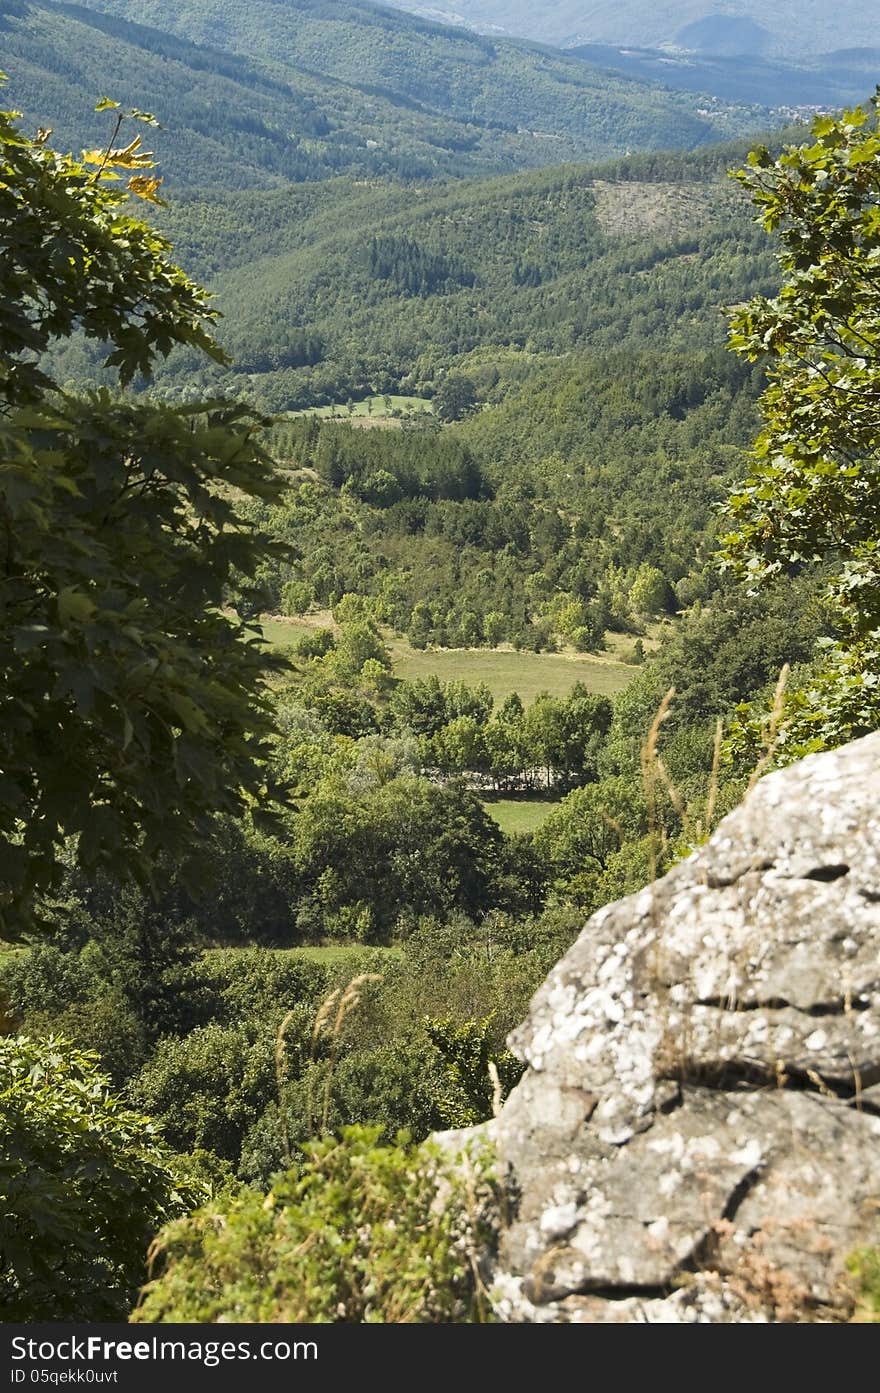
top-left (108, 152), bottom-right (155, 170)
top-left (82, 134), bottom-right (156, 171)
top-left (127, 174), bottom-right (166, 206)
top-left (94, 97), bottom-right (121, 112)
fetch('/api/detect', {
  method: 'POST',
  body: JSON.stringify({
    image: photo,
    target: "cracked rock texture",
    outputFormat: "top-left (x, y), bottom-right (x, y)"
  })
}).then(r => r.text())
top-left (447, 732), bottom-right (880, 1322)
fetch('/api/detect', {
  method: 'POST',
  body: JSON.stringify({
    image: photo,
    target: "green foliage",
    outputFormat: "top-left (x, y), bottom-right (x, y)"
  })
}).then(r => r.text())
top-left (0, 102), bottom-right (288, 937)
top-left (534, 776), bottom-right (647, 906)
top-left (193, 947), bottom-right (325, 1024)
top-left (646, 578), bottom-right (827, 726)
top-left (130, 1023), bottom-right (275, 1161)
top-left (134, 1125), bottom-right (497, 1323)
top-left (295, 627), bottom-right (337, 659)
top-left (289, 774), bottom-right (506, 937)
top-left (0, 890), bottom-right (205, 1080)
top-left (435, 374), bottom-right (479, 423)
top-left (142, 152), bottom-right (775, 412)
top-left (848, 1245), bottom-right (880, 1322)
top-left (2, 902), bottom-right (562, 1185)
top-left (0, 97), bottom-right (218, 404)
top-left (630, 563), bottom-right (673, 617)
top-left (0, 1034), bottom-right (203, 1321)
top-left (424, 1016), bottom-right (523, 1127)
top-left (721, 97), bottom-right (880, 756)
top-left (247, 349), bottom-right (764, 660)
top-left (368, 237), bottom-right (475, 297)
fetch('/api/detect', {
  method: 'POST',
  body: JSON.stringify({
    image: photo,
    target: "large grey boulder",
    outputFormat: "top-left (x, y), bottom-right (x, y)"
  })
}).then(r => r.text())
top-left (452, 732), bottom-right (880, 1322)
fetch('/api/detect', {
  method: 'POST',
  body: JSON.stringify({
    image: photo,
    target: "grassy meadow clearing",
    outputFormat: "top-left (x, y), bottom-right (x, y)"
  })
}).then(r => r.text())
top-left (287, 394), bottom-right (433, 427)
top-left (482, 798), bottom-right (558, 834)
top-left (257, 615), bottom-right (633, 703)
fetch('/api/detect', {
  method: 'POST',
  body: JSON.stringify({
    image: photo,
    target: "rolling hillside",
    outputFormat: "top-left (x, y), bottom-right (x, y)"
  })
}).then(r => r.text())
top-left (56, 140), bottom-right (775, 410)
top-left (0, 0), bottom-right (781, 189)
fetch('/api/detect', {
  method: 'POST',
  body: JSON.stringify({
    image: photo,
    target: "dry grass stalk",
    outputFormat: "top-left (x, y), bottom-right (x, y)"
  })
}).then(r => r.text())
top-left (747, 663), bottom-right (790, 793)
top-left (640, 695), bottom-right (730, 1081)
top-left (319, 973), bottom-right (383, 1136)
top-left (702, 716), bottom-right (724, 840)
top-left (487, 1060), bottom-right (503, 1119)
top-left (641, 685), bottom-right (676, 884)
top-left (275, 1008), bottom-right (298, 1164)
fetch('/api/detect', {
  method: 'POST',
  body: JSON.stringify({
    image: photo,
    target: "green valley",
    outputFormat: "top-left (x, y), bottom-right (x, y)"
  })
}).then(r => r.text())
top-left (3, 0), bottom-right (878, 1328)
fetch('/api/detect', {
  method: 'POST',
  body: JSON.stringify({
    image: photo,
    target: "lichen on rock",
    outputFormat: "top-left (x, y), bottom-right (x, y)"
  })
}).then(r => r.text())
top-left (437, 732), bottom-right (880, 1322)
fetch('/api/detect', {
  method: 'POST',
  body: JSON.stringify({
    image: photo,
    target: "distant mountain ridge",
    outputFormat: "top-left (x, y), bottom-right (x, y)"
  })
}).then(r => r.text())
top-left (0, 0), bottom-right (785, 188)
top-left (566, 42), bottom-right (880, 110)
top-left (379, 0), bottom-right (879, 60)
top-left (46, 137), bottom-right (777, 411)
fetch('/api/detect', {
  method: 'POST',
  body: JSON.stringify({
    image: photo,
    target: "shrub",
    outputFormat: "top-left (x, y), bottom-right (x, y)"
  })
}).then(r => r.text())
top-left (135, 1126), bottom-right (497, 1323)
top-left (848, 1246), bottom-right (880, 1322)
top-left (130, 1023), bottom-right (275, 1162)
top-left (0, 1035), bottom-right (203, 1321)
top-left (193, 948), bottom-right (325, 1027)
top-left (295, 626), bottom-right (336, 659)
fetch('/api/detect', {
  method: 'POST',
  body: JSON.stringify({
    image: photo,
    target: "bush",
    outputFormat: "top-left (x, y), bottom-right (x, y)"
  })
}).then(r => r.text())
top-left (0, 941), bottom-right (149, 1082)
top-left (20, 990), bottom-right (147, 1085)
top-left (848, 1246), bottom-right (880, 1322)
top-left (193, 947), bottom-right (325, 1027)
top-left (0, 1035), bottom-right (203, 1321)
top-left (237, 1040), bottom-right (445, 1185)
top-left (295, 626), bottom-right (336, 659)
top-left (0, 942), bottom-right (93, 1019)
top-left (130, 1023), bottom-right (275, 1162)
top-left (134, 1126), bottom-right (497, 1323)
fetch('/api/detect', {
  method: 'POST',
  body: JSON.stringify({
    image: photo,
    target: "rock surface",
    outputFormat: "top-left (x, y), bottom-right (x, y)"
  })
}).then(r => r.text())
top-left (448, 732), bottom-right (880, 1322)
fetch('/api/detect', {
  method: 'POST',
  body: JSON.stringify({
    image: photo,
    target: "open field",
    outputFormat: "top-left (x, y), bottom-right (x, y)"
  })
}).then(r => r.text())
top-left (386, 638), bottom-right (632, 702)
top-left (483, 798), bottom-right (558, 834)
top-left (287, 394), bottom-right (433, 425)
top-left (281, 944), bottom-right (399, 965)
top-left (258, 614), bottom-right (634, 702)
top-left (256, 616), bottom-right (323, 649)
top-left (602, 618), bottom-right (671, 661)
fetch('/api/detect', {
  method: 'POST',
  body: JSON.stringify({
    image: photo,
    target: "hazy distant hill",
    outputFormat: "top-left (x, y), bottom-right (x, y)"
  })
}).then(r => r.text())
top-left (566, 43), bottom-right (880, 110)
top-left (379, 0), bottom-right (879, 60)
top-left (3, 0), bottom-right (781, 184)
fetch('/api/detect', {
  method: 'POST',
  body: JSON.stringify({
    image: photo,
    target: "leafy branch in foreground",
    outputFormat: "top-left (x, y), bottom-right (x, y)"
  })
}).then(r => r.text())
top-left (0, 1034), bottom-right (206, 1321)
top-left (720, 94), bottom-right (880, 758)
top-left (0, 94), bottom-right (289, 936)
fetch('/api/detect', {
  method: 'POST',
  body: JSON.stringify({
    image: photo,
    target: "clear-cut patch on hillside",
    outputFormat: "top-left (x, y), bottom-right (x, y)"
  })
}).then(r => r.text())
top-left (590, 177), bottom-right (745, 238)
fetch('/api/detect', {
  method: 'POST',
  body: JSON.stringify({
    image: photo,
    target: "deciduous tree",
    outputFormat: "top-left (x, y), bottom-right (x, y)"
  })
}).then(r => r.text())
top-left (721, 97), bottom-right (880, 753)
top-left (0, 98), bottom-right (288, 935)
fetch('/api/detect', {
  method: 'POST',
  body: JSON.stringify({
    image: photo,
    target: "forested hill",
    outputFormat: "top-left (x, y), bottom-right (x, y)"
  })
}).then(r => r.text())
top-left (86, 138), bottom-right (780, 656)
top-left (54, 140), bottom-right (777, 410)
top-left (1, 0), bottom-right (779, 188)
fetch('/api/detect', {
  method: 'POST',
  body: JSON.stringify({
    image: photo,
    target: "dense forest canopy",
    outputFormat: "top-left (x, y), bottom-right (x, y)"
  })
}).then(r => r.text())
top-left (48, 144), bottom-right (778, 410)
top-left (1, 0), bottom-right (879, 1324)
top-left (0, 0), bottom-right (780, 191)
